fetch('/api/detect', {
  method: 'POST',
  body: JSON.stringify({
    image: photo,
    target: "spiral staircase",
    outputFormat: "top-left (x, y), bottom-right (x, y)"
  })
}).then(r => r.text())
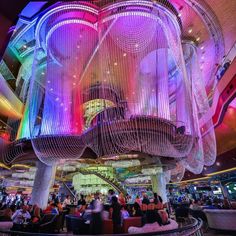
top-left (77, 168), bottom-right (126, 195)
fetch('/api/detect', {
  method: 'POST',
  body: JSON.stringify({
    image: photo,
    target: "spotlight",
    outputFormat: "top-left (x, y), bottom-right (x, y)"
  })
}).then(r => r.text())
top-left (188, 28), bottom-right (193, 34)
top-left (123, 53), bottom-right (127, 57)
top-left (114, 62), bottom-right (118, 66)
top-left (196, 37), bottom-right (200, 42)
top-left (200, 46), bottom-right (204, 50)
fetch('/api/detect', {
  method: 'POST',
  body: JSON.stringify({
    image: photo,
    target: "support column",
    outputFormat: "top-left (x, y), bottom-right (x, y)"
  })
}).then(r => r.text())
top-left (31, 161), bottom-right (56, 209)
top-left (151, 172), bottom-right (168, 203)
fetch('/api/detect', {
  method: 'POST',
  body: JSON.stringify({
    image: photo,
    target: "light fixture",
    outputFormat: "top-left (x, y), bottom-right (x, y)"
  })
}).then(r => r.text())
top-left (73, 82), bottom-right (76, 86)
top-left (50, 88), bottom-right (53, 91)
top-left (200, 46), bottom-right (204, 50)
top-left (188, 28), bottom-right (193, 34)
top-left (55, 97), bottom-right (59, 101)
top-left (135, 43), bottom-right (139, 48)
top-left (178, 13), bottom-right (182, 17)
top-left (47, 80), bottom-right (51, 83)
top-left (196, 37), bottom-right (200, 42)
top-left (216, 162), bottom-right (220, 166)
top-left (106, 70), bottom-right (110, 74)
top-left (114, 62), bottom-right (118, 66)
top-left (123, 53), bottom-right (127, 57)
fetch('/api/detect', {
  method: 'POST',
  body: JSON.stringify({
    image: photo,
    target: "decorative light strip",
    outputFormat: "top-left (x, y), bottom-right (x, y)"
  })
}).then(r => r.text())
top-left (0, 163), bottom-right (31, 170)
top-left (206, 167), bottom-right (236, 177)
top-left (102, 0), bottom-right (181, 35)
top-left (170, 176), bottom-right (210, 184)
top-left (35, 4), bottom-right (98, 46)
top-left (46, 19), bottom-right (97, 48)
top-left (44, 18), bottom-right (97, 66)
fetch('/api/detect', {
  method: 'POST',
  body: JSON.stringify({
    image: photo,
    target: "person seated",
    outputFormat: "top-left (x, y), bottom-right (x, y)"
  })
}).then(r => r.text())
top-left (121, 205), bottom-right (130, 220)
top-left (142, 193), bottom-right (150, 205)
top-left (31, 204), bottom-right (41, 223)
top-left (43, 201), bottom-right (53, 214)
top-left (11, 205), bottom-right (31, 231)
top-left (0, 207), bottom-right (12, 221)
top-left (135, 195), bottom-right (142, 206)
top-left (154, 194), bottom-right (164, 210)
top-left (57, 202), bottom-right (63, 212)
top-left (62, 195), bottom-right (71, 208)
top-left (132, 202), bottom-right (143, 217)
top-left (51, 203), bottom-right (59, 214)
top-left (190, 200), bottom-right (202, 211)
top-left (78, 194), bottom-right (86, 206)
top-left (202, 199), bottom-right (218, 209)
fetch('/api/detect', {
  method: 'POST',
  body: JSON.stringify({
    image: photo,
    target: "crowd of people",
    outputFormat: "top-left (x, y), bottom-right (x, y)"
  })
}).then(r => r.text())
top-left (170, 194), bottom-right (232, 210)
top-left (0, 190), bottom-right (174, 234)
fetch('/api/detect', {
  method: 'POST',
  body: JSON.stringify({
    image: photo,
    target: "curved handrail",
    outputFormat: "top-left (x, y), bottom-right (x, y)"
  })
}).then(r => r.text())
top-left (0, 217), bottom-right (203, 236)
top-left (77, 168), bottom-right (127, 195)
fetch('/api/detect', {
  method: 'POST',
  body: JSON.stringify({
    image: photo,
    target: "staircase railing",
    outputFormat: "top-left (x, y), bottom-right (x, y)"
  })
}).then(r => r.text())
top-left (78, 168), bottom-right (126, 195)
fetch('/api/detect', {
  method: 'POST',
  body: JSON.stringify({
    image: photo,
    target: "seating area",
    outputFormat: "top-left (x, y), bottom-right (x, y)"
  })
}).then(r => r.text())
top-left (204, 209), bottom-right (236, 231)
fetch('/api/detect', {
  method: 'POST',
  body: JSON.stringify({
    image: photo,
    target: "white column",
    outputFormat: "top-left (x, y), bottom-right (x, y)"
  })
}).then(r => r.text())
top-left (151, 172), bottom-right (168, 203)
top-left (31, 161), bottom-right (56, 209)
top-left (157, 48), bottom-right (170, 120)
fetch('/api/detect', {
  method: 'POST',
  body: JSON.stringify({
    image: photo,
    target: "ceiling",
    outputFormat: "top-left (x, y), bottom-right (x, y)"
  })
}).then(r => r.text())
top-left (0, 0), bottom-right (235, 179)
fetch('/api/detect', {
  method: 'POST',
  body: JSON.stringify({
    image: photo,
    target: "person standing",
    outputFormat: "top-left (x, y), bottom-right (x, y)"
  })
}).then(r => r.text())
top-left (90, 193), bottom-right (103, 234)
top-left (110, 196), bottom-right (122, 234)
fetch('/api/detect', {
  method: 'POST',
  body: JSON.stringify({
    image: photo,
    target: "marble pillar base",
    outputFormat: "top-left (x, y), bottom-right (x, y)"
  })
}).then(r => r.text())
top-left (31, 161), bottom-right (56, 209)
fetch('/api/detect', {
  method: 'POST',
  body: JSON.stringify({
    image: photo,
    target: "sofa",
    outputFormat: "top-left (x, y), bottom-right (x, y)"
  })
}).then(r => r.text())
top-left (204, 209), bottom-right (236, 231)
top-left (128, 219), bottom-right (178, 234)
top-left (123, 217), bottom-right (142, 233)
top-left (103, 219), bottom-right (113, 234)
top-left (0, 221), bottom-right (13, 230)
